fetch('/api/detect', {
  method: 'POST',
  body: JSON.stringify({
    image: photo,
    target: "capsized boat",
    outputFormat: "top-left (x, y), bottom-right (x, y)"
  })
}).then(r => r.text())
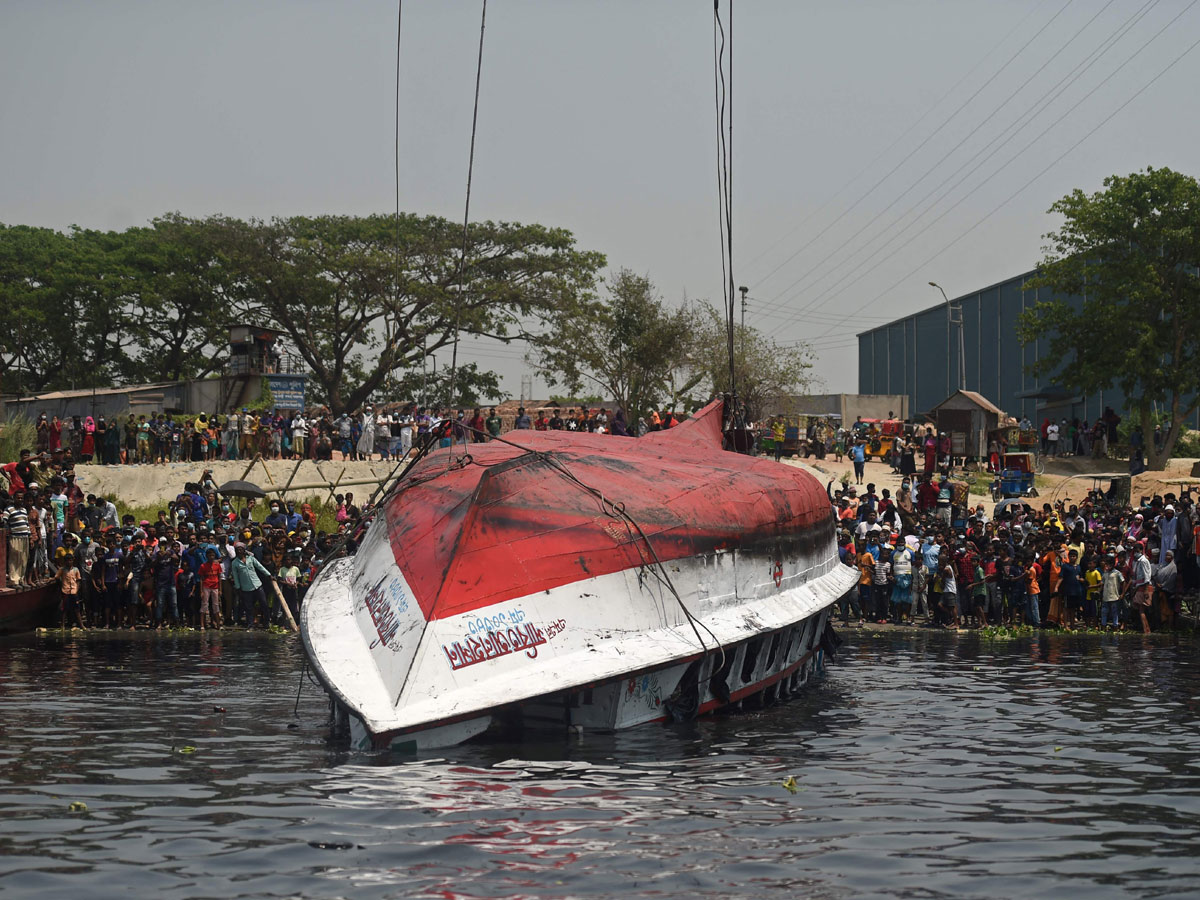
top-left (301, 400), bottom-right (857, 751)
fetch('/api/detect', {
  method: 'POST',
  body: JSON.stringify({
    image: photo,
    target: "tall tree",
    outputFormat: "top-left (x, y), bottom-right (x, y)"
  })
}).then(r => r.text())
top-left (1018, 167), bottom-right (1200, 470)
top-left (0, 224), bottom-right (137, 393)
top-left (218, 213), bottom-right (603, 415)
top-left (123, 214), bottom-right (237, 383)
top-left (531, 269), bottom-right (693, 423)
top-left (686, 301), bottom-right (815, 422)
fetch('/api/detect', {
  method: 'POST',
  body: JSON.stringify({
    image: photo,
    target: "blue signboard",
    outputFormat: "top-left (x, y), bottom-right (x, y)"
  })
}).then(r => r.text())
top-left (266, 374), bottom-right (307, 410)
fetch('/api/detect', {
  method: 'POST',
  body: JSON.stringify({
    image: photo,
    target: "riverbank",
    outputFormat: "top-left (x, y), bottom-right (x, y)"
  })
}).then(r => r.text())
top-left (782, 452), bottom-right (1200, 514)
top-left (68, 457), bottom-right (397, 508)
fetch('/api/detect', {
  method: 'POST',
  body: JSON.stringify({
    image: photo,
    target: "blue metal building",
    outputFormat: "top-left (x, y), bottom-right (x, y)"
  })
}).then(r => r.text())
top-left (857, 268), bottom-right (1143, 427)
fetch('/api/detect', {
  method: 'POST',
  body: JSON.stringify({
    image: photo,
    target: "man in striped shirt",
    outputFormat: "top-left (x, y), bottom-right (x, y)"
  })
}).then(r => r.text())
top-left (4, 493), bottom-right (31, 587)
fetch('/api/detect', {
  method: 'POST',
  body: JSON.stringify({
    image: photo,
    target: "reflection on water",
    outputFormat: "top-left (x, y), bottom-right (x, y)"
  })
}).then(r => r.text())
top-left (1, 629), bottom-right (1198, 899)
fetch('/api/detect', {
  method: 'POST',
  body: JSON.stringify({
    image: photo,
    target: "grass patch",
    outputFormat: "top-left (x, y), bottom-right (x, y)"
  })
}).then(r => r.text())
top-left (0, 416), bottom-right (37, 465)
top-left (112, 497), bottom-right (342, 534)
top-left (979, 623), bottom-right (1161, 639)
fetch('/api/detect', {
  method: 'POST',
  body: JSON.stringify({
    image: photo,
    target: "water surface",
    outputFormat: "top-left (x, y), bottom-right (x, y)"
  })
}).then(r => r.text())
top-left (1, 629), bottom-right (1198, 899)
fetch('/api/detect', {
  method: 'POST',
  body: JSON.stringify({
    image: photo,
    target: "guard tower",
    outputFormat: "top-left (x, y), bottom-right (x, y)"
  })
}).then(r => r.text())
top-left (220, 325), bottom-right (306, 411)
top-left (228, 324), bottom-right (283, 376)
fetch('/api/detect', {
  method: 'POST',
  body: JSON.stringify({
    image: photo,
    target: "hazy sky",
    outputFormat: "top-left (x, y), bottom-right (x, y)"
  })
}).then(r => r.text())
top-left (3, 0), bottom-right (1198, 399)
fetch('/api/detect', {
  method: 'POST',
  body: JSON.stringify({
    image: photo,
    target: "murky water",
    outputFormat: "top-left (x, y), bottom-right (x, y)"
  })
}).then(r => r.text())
top-left (2, 629), bottom-right (1198, 899)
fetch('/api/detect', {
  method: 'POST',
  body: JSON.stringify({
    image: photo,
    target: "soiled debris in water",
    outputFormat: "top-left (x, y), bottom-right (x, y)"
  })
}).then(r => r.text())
top-left (1054, 746), bottom-right (1063, 753)
top-left (781, 776), bottom-right (800, 794)
top-left (212, 706), bottom-right (226, 713)
top-left (173, 745), bottom-right (197, 754)
top-left (68, 801), bottom-right (87, 813)
top-left (308, 841), bottom-right (358, 850)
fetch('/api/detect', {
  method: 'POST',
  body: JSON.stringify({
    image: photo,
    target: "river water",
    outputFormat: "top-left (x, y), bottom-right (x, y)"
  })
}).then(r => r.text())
top-left (1, 629), bottom-right (1198, 899)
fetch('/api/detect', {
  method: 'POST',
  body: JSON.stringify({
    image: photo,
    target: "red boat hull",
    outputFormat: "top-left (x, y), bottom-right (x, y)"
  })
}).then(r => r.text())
top-left (0, 581), bottom-right (57, 634)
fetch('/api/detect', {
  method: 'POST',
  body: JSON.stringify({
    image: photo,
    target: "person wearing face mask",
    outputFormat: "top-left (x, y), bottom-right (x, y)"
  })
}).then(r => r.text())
top-left (264, 502), bottom-right (288, 530)
top-left (1130, 542), bottom-right (1154, 634)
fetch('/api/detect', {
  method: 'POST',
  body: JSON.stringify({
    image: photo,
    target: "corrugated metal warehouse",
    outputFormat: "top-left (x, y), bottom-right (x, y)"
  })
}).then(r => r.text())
top-left (856, 268), bottom-right (1198, 428)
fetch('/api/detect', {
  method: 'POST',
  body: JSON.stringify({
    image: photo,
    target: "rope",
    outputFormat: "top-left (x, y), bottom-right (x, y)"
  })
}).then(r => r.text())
top-left (433, 424), bottom-right (726, 673)
top-left (394, 0), bottom-right (403, 316)
top-left (447, 0), bottom-right (488, 423)
top-left (713, 2), bottom-right (745, 440)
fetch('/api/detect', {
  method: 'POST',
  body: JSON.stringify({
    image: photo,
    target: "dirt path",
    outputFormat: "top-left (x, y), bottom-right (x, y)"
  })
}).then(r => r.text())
top-left (781, 451), bottom-right (1200, 513)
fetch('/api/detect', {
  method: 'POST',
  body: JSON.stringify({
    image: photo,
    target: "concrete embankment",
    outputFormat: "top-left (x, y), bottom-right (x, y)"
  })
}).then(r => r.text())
top-left (70, 458), bottom-right (398, 508)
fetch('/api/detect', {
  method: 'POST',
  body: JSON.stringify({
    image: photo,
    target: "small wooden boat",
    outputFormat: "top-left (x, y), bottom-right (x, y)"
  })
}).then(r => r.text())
top-left (0, 580), bottom-right (57, 635)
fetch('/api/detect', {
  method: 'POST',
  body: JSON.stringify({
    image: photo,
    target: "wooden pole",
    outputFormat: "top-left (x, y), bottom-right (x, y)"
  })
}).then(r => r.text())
top-left (257, 456), bottom-right (277, 486)
top-left (239, 453), bottom-right (260, 481)
top-left (280, 456), bottom-right (304, 497)
top-left (269, 579), bottom-right (299, 632)
top-left (263, 476), bottom-right (386, 496)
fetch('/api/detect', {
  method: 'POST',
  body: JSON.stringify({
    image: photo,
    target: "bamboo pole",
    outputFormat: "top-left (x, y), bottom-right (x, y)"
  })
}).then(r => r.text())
top-left (238, 453), bottom-right (260, 481)
top-left (257, 456), bottom-right (277, 486)
top-left (262, 476), bottom-right (386, 495)
top-left (280, 457), bottom-right (304, 496)
top-left (269, 579), bottom-right (299, 632)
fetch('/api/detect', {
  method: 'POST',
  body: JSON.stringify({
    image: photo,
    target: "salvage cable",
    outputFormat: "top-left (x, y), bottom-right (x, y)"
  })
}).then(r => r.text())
top-left (446, 0), bottom-right (488, 445)
top-left (443, 423), bottom-right (728, 683)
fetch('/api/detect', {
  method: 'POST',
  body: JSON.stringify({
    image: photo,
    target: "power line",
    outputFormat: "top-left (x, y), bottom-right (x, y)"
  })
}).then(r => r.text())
top-left (739, 1), bottom-right (1047, 282)
top-left (745, 0), bottom-right (1076, 301)
top-left (771, 0), bottom-right (1193, 338)
top-left (803, 24), bottom-right (1200, 349)
top-left (752, 0), bottom-right (1121, 322)
top-left (768, 0), bottom-right (1164, 328)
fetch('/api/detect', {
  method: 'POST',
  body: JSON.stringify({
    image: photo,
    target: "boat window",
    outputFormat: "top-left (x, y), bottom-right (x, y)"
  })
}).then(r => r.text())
top-left (741, 638), bottom-right (761, 683)
top-left (764, 631), bottom-right (782, 671)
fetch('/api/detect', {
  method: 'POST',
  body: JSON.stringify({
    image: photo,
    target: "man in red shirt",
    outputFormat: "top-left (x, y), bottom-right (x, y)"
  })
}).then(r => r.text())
top-left (917, 474), bottom-right (939, 513)
top-left (198, 548), bottom-right (224, 631)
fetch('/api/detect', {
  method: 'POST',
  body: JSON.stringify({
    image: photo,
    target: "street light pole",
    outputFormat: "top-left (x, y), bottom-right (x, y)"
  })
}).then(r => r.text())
top-left (929, 281), bottom-right (965, 393)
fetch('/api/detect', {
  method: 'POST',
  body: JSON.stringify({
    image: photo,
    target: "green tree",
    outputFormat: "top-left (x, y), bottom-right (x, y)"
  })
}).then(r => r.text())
top-left (531, 269), bottom-right (692, 423)
top-left (1018, 167), bottom-right (1200, 470)
top-left (381, 360), bottom-right (507, 409)
top-left (686, 301), bottom-right (814, 422)
top-left (0, 224), bottom-right (137, 392)
top-left (218, 213), bottom-right (603, 415)
top-left (122, 214), bottom-right (237, 383)
top-left (0, 224), bottom-right (71, 393)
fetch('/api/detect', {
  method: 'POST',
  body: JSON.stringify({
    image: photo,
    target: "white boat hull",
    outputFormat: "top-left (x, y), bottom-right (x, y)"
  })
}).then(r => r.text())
top-left (304, 518), bottom-right (855, 751)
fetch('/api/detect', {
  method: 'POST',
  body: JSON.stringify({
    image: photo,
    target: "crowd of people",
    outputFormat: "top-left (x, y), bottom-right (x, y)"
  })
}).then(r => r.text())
top-left (832, 462), bottom-right (1197, 634)
top-left (1, 449), bottom-right (369, 630)
top-left (3, 399), bottom-right (682, 629)
top-left (28, 402), bottom-right (676, 469)
top-left (8, 396), bottom-right (1196, 637)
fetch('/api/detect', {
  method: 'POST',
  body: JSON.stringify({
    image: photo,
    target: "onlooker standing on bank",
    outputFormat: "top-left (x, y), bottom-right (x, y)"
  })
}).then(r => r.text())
top-left (4, 493), bottom-right (31, 587)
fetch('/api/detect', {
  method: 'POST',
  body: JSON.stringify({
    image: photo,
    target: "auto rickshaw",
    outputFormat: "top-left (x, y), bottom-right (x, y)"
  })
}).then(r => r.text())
top-left (990, 451), bottom-right (1037, 500)
top-left (757, 416), bottom-right (803, 457)
top-left (862, 419), bottom-right (903, 460)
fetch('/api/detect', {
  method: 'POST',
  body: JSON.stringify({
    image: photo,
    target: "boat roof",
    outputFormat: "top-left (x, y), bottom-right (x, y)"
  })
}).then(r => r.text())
top-left (384, 399), bottom-right (833, 621)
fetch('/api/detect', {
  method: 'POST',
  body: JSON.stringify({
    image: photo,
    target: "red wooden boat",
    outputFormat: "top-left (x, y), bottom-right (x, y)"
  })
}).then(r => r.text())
top-left (0, 541), bottom-right (57, 634)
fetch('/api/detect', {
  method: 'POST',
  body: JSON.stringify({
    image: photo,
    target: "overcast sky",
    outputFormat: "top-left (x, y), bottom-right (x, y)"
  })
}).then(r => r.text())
top-left (3, 0), bottom-right (1198, 399)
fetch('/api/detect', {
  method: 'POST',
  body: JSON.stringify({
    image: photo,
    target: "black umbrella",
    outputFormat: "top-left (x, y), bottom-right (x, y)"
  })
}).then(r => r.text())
top-left (994, 498), bottom-right (1030, 518)
top-left (217, 480), bottom-right (267, 500)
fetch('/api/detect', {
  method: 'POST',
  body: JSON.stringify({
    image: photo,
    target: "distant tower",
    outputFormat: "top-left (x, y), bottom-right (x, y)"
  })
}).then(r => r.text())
top-left (520, 374), bottom-right (533, 406)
